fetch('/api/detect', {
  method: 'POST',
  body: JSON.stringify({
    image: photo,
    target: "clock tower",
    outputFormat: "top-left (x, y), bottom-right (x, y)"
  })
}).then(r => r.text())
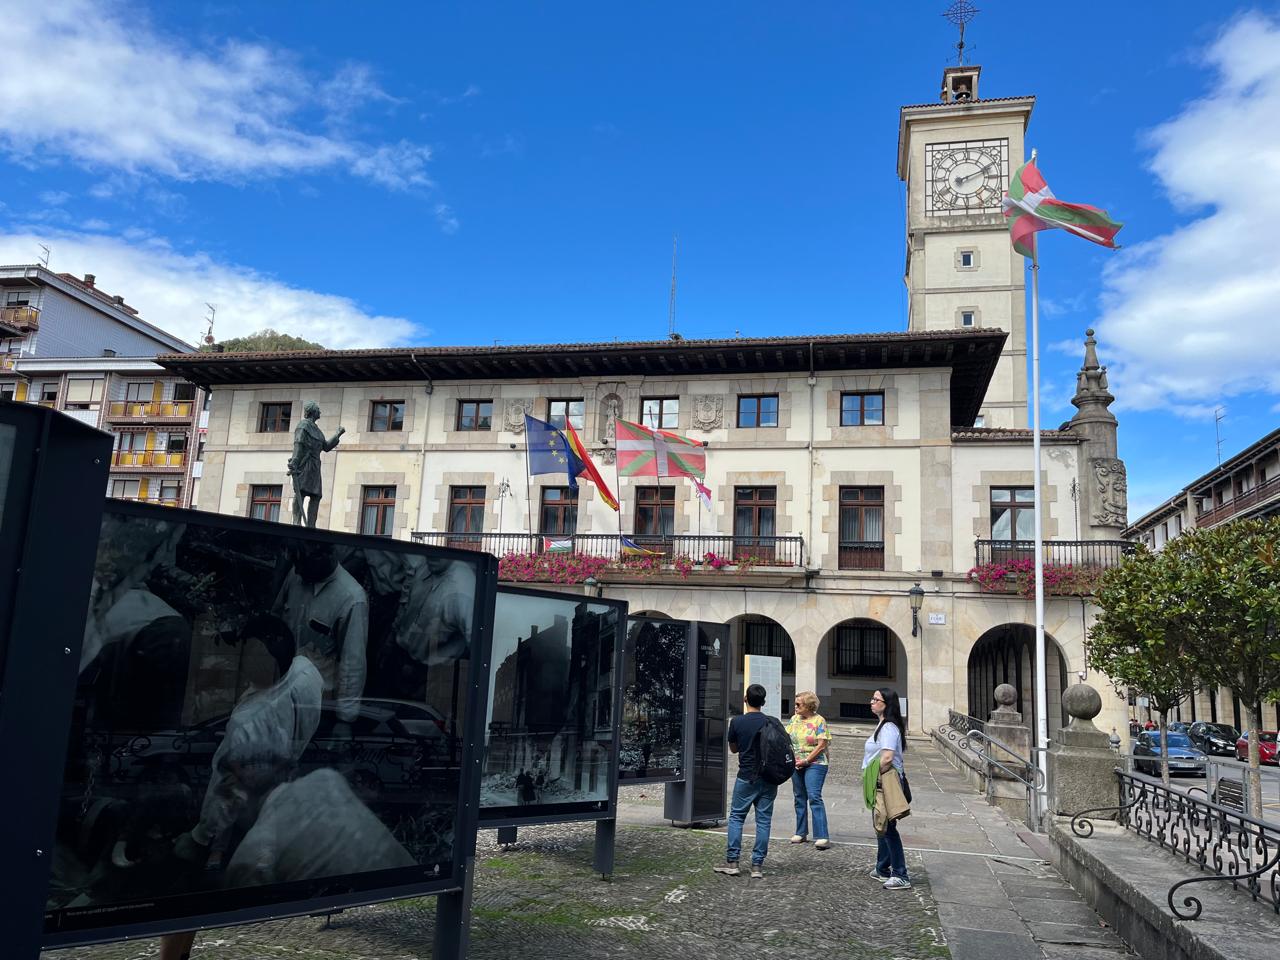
top-left (898, 65), bottom-right (1035, 429)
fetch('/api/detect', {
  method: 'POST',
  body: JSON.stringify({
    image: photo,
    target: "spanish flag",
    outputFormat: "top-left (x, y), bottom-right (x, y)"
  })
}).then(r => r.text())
top-left (565, 421), bottom-right (619, 511)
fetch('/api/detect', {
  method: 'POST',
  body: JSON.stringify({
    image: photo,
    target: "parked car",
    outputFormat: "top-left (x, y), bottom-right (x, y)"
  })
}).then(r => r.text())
top-left (1187, 721), bottom-right (1240, 757)
top-left (1132, 731), bottom-right (1206, 777)
top-left (1235, 730), bottom-right (1279, 765)
top-left (1167, 721), bottom-right (1190, 735)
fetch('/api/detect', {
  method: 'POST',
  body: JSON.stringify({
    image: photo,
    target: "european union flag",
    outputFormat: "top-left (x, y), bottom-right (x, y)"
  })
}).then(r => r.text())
top-left (525, 415), bottom-right (585, 487)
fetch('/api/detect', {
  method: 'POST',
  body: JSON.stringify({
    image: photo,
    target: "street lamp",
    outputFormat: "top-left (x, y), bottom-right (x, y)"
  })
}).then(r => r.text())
top-left (583, 575), bottom-right (603, 598)
top-left (908, 582), bottom-right (925, 637)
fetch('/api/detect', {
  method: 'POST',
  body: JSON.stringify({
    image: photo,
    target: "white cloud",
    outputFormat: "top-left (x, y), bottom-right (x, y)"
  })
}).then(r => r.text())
top-left (434, 203), bottom-right (460, 235)
top-left (1096, 12), bottom-right (1280, 414)
top-left (39, 190), bottom-right (71, 206)
top-left (0, 229), bottom-right (420, 350)
top-left (0, 1), bottom-right (431, 190)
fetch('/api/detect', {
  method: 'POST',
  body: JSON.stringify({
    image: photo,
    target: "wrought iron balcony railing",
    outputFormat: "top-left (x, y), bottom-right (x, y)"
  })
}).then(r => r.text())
top-left (974, 538), bottom-right (1136, 569)
top-left (410, 531), bottom-right (806, 567)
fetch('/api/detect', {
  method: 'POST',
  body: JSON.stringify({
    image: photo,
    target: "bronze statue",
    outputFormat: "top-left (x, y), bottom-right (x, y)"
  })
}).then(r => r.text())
top-left (287, 400), bottom-right (345, 527)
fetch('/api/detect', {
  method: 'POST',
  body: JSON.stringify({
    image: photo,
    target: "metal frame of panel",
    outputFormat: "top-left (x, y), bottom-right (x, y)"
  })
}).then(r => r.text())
top-left (478, 584), bottom-right (628, 830)
top-left (0, 402), bottom-right (114, 960)
top-left (36, 498), bottom-right (497, 955)
top-left (663, 621), bottom-right (729, 826)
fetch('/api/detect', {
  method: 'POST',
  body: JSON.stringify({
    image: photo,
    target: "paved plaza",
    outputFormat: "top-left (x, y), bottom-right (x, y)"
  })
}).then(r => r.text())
top-left (45, 729), bottom-right (1135, 960)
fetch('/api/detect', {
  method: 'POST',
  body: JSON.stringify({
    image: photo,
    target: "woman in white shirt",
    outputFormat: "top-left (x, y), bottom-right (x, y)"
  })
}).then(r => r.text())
top-left (861, 687), bottom-right (911, 889)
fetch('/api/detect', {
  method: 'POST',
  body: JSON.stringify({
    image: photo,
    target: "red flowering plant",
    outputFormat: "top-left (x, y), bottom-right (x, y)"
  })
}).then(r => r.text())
top-left (967, 558), bottom-right (1104, 599)
top-left (498, 551), bottom-right (610, 584)
top-left (702, 551), bottom-right (731, 570)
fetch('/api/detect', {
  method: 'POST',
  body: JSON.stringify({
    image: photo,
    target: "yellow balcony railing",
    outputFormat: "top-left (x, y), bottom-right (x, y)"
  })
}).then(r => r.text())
top-left (107, 400), bottom-right (195, 419)
top-left (0, 305), bottom-right (39, 330)
top-left (112, 451), bottom-right (187, 469)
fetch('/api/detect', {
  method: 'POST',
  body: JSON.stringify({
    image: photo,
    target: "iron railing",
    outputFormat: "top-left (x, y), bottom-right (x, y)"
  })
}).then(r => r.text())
top-left (838, 541), bottom-right (885, 570)
top-left (938, 712), bottom-right (1046, 826)
top-left (1070, 769), bottom-right (1280, 919)
top-left (946, 709), bottom-right (985, 736)
top-left (974, 538), bottom-right (1136, 569)
top-left (410, 531), bottom-right (805, 567)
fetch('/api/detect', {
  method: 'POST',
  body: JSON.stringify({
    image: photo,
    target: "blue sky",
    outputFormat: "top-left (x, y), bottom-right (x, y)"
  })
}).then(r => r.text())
top-left (2, 1), bottom-right (1279, 518)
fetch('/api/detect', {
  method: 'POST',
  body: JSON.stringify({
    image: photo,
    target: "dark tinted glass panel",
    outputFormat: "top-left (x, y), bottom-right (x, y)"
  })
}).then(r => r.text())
top-left (690, 622), bottom-right (729, 820)
top-left (481, 589), bottom-right (621, 817)
top-left (47, 507), bottom-right (486, 936)
top-left (619, 619), bottom-right (687, 782)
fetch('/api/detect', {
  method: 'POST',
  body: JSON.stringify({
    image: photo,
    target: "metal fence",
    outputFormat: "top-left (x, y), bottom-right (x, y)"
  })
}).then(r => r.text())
top-left (1071, 769), bottom-right (1280, 919)
top-left (974, 538), bottom-right (1136, 569)
top-left (410, 531), bottom-right (806, 567)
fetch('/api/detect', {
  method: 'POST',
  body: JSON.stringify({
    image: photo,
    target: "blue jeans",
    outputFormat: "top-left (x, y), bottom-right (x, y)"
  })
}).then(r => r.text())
top-left (725, 776), bottom-right (778, 865)
top-left (875, 817), bottom-right (909, 880)
top-left (791, 763), bottom-right (830, 840)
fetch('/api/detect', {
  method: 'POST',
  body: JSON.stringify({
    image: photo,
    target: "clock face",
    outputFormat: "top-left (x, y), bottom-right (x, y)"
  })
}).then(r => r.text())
top-left (925, 139), bottom-right (1009, 216)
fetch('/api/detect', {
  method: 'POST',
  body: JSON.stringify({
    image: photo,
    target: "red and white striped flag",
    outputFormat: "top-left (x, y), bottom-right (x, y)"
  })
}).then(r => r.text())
top-left (1002, 158), bottom-right (1123, 258)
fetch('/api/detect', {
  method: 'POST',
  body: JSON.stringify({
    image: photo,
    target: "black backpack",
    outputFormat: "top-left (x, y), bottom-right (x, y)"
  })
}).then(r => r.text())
top-left (753, 716), bottom-right (797, 786)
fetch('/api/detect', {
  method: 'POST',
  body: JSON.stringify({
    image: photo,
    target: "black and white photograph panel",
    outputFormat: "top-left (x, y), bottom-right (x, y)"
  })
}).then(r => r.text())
top-left (481, 589), bottom-right (621, 813)
top-left (46, 505), bottom-right (482, 935)
top-left (618, 619), bottom-right (688, 782)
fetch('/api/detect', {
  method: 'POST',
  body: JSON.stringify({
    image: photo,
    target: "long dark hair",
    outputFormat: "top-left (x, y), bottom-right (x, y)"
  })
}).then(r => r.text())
top-left (874, 687), bottom-right (907, 752)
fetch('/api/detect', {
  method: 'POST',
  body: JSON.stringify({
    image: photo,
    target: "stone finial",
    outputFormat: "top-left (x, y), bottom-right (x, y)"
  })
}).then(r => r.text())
top-left (1063, 683), bottom-right (1103, 731)
top-left (989, 683), bottom-right (1022, 723)
top-left (1070, 328), bottom-right (1116, 424)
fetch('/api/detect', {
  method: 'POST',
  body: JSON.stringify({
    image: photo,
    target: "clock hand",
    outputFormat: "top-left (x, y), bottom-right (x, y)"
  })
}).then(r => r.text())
top-left (954, 164), bottom-right (997, 186)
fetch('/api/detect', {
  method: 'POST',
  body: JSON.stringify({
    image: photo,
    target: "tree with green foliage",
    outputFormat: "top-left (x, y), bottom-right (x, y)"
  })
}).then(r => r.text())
top-left (1175, 518), bottom-right (1280, 814)
top-left (1088, 545), bottom-right (1202, 786)
top-left (206, 329), bottom-right (325, 353)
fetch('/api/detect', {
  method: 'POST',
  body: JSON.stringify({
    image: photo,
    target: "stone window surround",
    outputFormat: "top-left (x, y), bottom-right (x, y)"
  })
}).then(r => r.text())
top-left (955, 247), bottom-right (981, 272)
top-left (615, 477), bottom-right (695, 535)
top-left (970, 470), bottom-right (1060, 540)
top-left (824, 375), bottom-right (898, 444)
top-left (956, 305), bottom-right (981, 329)
top-left (233, 470), bottom-right (290, 520)
top-left (718, 471), bottom-right (796, 538)
top-left (342, 472), bottom-right (411, 539)
top-left (446, 384), bottom-right (500, 437)
top-left (428, 472), bottom-right (497, 535)
top-left (818, 470), bottom-right (904, 572)
top-left (727, 380), bottom-right (793, 437)
top-left (360, 395), bottom-right (412, 436)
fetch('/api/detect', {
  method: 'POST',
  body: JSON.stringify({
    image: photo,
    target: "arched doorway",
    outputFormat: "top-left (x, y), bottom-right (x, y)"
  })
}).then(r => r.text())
top-left (726, 614), bottom-right (796, 717)
top-left (815, 618), bottom-right (909, 724)
top-left (967, 624), bottom-right (1070, 737)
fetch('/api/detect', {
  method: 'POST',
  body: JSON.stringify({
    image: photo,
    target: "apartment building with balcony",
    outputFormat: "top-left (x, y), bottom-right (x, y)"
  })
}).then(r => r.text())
top-left (1125, 426), bottom-right (1280, 732)
top-left (163, 324), bottom-right (1133, 739)
top-left (0, 265), bottom-right (206, 508)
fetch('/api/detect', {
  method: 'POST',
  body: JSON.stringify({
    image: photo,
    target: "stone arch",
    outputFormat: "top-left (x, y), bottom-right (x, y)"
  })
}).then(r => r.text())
top-left (966, 623), bottom-right (1070, 737)
top-left (630, 609), bottom-right (672, 620)
top-left (814, 618), bottom-right (910, 724)
top-left (726, 613), bottom-right (796, 717)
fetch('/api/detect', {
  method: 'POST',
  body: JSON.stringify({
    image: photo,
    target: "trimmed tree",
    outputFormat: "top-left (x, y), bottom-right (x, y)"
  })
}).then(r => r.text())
top-left (1175, 518), bottom-right (1280, 814)
top-left (1087, 545), bottom-right (1202, 787)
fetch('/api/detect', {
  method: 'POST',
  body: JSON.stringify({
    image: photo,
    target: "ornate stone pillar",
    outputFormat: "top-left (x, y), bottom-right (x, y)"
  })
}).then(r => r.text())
top-left (1047, 683), bottom-right (1120, 820)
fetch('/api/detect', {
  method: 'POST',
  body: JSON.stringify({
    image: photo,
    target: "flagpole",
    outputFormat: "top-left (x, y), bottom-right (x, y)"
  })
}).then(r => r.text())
top-left (524, 430), bottom-right (535, 541)
top-left (1029, 153), bottom-right (1049, 825)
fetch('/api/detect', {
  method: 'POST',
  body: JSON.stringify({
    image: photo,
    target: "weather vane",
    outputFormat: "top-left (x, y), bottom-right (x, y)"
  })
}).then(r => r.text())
top-left (943, 1), bottom-right (979, 65)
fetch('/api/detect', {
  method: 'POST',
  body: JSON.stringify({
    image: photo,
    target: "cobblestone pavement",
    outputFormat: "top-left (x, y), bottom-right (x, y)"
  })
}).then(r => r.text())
top-left (45, 821), bottom-right (944, 960)
top-left (42, 732), bottom-right (1132, 960)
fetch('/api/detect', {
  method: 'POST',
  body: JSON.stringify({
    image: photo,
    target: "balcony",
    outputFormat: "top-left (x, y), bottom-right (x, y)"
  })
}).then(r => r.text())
top-left (411, 531), bottom-right (806, 568)
top-left (1195, 473), bottom-right (1280, 527)
top-left (974, 539), bottom-right (1135, 569)
top-left (0, 305), bottom-right (39, 335)
top-left (839, 541), bottom-right (885, 570)
top-left (113, 496), bottom-right (182, 508)
top-left (111, 451), bottom-right (187, 471)
top-left (107, 400), bottom-right (196, 421)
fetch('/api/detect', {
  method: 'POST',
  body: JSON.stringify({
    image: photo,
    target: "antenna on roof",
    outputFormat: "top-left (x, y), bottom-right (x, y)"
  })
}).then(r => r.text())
top-left (37, 244), bottom-right (50, 268)
top-left (203, 303), bottom-right (217, 347)
top-left (942, 1), bottom-right (980, 66)
top-left (667, 235), bottom-right (679, 340)
top-left (1214, 405), bottom-right (1226, 466)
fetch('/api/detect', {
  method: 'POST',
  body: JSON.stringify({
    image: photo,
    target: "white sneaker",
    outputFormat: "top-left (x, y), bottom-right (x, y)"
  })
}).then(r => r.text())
top-left (814, 839), bottom-right (831, 850)
top-left (869, 868), bottom-right (888, 879)
top-left (789, 835), bottom-right (806, 844)
top-left (883, 876), bottom-right (913, 890)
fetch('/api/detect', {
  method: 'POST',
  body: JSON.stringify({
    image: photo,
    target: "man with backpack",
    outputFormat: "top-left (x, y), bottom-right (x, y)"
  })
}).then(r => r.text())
top-left (715, 684), bottom-right (795, 880)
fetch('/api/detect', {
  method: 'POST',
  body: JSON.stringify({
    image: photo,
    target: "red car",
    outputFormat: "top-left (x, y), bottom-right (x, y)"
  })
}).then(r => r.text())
top-left (1235, 730), bottom-right (1278, 764)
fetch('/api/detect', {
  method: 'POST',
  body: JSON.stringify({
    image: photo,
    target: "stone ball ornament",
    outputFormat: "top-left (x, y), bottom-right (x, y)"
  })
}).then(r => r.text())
top-left (1063, 683), bottom-right (1103, 722)
top-left (993, 683), bottom-right (1018, 708)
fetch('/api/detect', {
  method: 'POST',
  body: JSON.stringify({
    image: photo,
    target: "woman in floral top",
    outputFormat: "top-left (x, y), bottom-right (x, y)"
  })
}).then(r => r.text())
top-left (787, 691), bottom-right (832, 849)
